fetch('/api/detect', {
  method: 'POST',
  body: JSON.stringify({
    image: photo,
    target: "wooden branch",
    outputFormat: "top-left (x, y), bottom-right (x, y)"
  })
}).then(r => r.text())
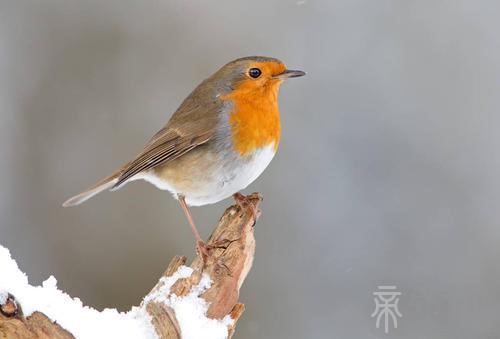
top-left (0, 193), bottom-right (262, 339)
top-left (0, 294), bottom-right (74, 339)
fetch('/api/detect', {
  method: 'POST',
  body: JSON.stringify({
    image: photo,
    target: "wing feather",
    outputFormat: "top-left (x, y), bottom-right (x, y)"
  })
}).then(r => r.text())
top-left (113, 88), bottom-right (220, 188)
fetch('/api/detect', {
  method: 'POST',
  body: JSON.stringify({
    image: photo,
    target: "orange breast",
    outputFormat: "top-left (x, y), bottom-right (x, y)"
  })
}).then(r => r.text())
top-left (222, 81), bottom-right (281, 156)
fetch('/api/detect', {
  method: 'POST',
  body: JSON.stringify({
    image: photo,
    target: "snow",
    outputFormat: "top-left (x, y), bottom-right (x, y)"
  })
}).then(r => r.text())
top-left (0, 290), bottom-right (7, 304)
top-left (145, 268), bottom-right (234, 339)
top-left (0, 244), bottom-right (233, 339)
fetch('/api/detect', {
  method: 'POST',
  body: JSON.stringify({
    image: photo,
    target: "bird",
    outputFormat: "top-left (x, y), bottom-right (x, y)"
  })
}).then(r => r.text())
top-left (63, 56), bottom-right (305, 255)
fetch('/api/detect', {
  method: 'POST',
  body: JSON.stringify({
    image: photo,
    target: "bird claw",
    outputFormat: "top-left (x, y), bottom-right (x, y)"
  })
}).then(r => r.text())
top-left (196, 240), bottom-right (211, 261)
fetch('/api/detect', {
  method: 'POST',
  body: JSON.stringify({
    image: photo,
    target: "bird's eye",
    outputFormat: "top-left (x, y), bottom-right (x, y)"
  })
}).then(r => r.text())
top-left (248, 68), bottom-right (262, 78)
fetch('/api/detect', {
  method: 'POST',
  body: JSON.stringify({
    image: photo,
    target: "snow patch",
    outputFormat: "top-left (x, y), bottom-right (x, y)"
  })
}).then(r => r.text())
top-left (0, 290), bottom-right (7, 304)
top-left (146, 269), bottom-right (234, 339)
top-left (0, 244), bottom-right (232, 339)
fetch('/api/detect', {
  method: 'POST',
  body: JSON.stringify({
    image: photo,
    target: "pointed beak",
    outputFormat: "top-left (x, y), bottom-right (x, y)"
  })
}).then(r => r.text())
top-left (274, 69), bottom-right (306, 80)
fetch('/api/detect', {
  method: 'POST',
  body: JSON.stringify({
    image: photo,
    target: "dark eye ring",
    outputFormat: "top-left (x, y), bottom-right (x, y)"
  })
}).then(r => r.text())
top-left (248, 68), bottom-right (262, 78)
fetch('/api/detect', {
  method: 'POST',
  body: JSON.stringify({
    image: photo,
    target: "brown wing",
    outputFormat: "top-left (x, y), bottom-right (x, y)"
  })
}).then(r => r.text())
top-left (113, 86), bottom-right (220, 189)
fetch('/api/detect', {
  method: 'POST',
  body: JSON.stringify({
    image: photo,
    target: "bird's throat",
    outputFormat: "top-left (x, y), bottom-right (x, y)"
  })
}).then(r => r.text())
top-left (223, 84), bottom-right (281, 156)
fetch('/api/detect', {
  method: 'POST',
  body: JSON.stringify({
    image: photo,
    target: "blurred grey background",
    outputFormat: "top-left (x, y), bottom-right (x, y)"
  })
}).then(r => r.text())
top-left (1, 1), bottom-right (499, 338)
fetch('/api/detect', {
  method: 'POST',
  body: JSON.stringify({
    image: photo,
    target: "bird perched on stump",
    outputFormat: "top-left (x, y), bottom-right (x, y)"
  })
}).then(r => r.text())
top-left (63, 56), bottom-right (305, 256)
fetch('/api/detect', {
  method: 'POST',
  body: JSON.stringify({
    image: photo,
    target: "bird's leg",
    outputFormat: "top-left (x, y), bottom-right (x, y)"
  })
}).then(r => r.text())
top-left (233, 192), bottom-right (260, 223)
top-left (177, 195), bottom-right (209, 259)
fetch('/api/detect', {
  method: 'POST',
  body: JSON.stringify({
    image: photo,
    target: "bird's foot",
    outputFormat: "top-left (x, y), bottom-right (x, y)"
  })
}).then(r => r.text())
top-left (196, 240), bottom-right (211, 260)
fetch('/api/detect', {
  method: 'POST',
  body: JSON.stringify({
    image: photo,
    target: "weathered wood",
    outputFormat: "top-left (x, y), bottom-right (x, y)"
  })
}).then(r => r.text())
top-left (0, 294), bottom-right (74, 339)
top-left (143, 192), bottom-right (261, 337)
top-left (227, 303), bottom-right (245, 339)
top-left (0, 193), bottom-right (261, 338)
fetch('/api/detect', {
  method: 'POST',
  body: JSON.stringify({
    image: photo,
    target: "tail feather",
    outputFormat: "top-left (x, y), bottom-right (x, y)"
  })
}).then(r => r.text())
top-left (62, 173), bottom-right (119, 207)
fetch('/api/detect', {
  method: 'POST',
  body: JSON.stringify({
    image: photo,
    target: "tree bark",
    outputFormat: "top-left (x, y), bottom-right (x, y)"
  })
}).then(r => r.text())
top-left (0, 193), bottom-right (262, 339)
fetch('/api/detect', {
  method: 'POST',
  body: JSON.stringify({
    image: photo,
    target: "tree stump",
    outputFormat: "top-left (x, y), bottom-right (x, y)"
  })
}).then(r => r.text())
top-left (0, 193), bottom-right (262, 339)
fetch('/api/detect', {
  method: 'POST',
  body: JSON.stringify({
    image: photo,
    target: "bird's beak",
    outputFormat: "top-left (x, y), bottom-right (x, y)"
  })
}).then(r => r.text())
top-left (274, 69), bottom-right (306, 80)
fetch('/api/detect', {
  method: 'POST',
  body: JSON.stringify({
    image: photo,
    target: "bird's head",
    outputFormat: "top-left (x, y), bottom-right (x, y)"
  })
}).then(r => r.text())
top-left (211, 56), bottom-right (305, 99)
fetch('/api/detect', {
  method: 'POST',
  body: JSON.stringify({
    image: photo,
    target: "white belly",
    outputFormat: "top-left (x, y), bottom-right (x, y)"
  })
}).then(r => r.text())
top-left (134, 143), bottom-right (276, 206)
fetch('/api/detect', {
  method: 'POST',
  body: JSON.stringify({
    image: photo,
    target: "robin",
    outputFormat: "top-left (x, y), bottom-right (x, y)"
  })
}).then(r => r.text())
top-left (63, 56), bottom-right (305, 255)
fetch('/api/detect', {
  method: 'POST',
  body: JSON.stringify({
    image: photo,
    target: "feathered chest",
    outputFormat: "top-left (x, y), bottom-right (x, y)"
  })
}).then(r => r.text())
top-left (222, 85), bottom-right (281, 156)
